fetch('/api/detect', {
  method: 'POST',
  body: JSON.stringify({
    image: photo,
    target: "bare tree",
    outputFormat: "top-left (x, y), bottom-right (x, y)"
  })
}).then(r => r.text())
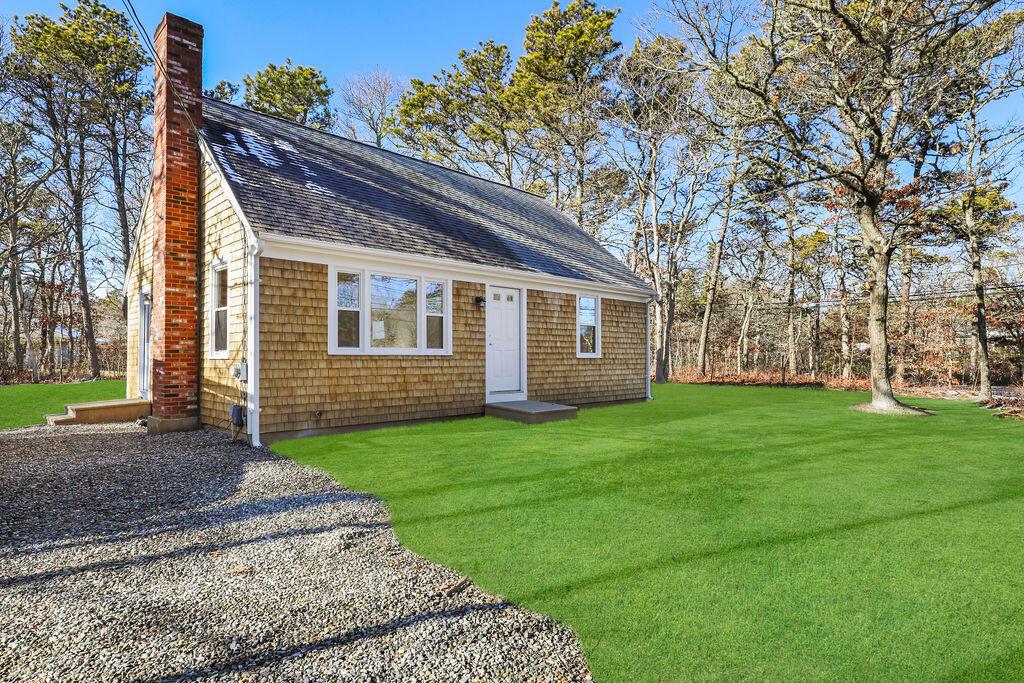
top-left (339, 67), bottom-right (402, 148)
top-left (935, 13), bottom-right (1024, 401)
top-left (666, 0), bottom-right (1014, 412)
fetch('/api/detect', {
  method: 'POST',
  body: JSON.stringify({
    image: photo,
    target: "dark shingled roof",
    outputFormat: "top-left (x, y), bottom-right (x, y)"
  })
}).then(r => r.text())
top-left (199, 98), bottom-right (650, 293)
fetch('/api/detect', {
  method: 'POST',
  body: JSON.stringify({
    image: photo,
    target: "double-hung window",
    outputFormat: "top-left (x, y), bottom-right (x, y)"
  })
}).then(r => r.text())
top-left (425, 281), bottom-right (445, 350)
top-left (335, 271), bottom-right (360, 349)
top-left (210, 261), bottom-right (229, 358)
top-left (576, 294), bottom-right (601, 358)
top-left (329, 265), bottom-right (451, 355)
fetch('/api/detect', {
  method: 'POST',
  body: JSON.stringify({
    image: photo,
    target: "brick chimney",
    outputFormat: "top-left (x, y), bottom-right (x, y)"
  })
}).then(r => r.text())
top-left (148, 14), bottom-right (203, 433)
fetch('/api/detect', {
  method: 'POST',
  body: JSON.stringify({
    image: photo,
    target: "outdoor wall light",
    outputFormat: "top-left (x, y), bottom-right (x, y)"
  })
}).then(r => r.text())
top-left (475, 296), bottom-right (486, 308)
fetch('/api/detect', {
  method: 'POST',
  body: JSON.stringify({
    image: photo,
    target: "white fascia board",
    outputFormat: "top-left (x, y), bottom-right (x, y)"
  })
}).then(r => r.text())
top-left (260, 233), bottom-right (655, 303)
top-left (196, 136), bottom-right (260, 246)
top-left (123, 182), bottom-right (153, 291)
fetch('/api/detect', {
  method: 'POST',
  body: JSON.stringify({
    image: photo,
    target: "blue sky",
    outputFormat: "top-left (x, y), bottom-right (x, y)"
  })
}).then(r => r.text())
top-left (4, 0), bottom-right (657, 87)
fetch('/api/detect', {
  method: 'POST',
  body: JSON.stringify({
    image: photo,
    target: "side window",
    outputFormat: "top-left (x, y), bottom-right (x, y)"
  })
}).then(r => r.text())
top-left (577, 295), bottom-right (600, 358)
top-left (211, 262), bottom-right (229, 356)
top-left (336, 271), bottom-right (360, 349)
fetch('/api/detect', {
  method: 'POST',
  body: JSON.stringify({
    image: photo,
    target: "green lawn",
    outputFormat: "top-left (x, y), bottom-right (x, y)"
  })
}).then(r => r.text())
top-left (0, 379), bottom-right (126, 429)
top-left (275, 384), bottom-right (1024, 681)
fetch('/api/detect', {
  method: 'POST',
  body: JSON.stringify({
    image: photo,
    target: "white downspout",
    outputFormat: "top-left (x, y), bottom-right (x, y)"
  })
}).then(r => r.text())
top-left (246, 240), bottom-right (263, 446)
top-left (646, 297), bottom-right (653, 400)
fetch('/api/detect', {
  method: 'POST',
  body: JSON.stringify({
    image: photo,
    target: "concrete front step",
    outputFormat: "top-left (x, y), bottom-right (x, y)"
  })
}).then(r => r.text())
top-left (46, 398), bottom-right (152, 426)
top-left (484, 400), bottom-right (577, 424)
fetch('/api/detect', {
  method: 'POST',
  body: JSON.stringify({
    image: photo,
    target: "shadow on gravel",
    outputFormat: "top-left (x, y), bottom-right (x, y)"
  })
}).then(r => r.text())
top-left (0, 519), bottom-right (387, 589)
top-left (141, 603), bottom-right (511, 683)
top-left (0, 428), bottom-right (254, 549)
top-left (0, 427), bottom-right (378, 558)
top-left (0, 426), bottom-right (390, 589)
top-left (20, 490), bottom-right (370, 555)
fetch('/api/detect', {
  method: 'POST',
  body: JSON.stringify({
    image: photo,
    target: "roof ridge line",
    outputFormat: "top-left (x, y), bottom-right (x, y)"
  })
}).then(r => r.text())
top-left (201, 97), bottom-right (551, 202)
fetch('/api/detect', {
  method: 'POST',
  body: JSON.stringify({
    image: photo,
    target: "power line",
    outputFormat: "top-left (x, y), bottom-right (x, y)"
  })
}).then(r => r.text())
top-left (121, 0), bottom-right (203, 143)
top-left (706, 282), bottom-right (1024, 313)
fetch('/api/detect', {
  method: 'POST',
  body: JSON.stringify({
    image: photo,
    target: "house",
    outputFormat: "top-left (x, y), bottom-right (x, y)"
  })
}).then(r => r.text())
top-left (124, 14), bottom-right (652, 445)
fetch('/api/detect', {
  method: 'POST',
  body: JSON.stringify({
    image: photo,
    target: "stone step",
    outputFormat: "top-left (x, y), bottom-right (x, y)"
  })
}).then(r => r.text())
top-left (484, 400), bottom-right (577, 424)
top-left (46, 398), bottom-right (152, 426)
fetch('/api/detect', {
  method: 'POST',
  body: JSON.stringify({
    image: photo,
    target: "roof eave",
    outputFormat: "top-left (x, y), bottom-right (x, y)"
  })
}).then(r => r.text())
top-left (259, 232), bottom-right (654, 301)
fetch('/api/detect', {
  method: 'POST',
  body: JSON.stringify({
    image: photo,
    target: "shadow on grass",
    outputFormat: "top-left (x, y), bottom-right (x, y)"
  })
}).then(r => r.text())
top-left (517, 488), bottom-right (1024, 603)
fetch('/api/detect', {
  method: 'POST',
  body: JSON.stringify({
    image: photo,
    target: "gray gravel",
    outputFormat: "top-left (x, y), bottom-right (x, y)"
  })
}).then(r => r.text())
top-left (0, 423), bottom-right (590, 682)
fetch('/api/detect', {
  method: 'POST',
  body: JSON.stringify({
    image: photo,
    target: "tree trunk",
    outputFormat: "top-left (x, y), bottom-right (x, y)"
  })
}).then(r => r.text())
top-left (6, 254), bottom-right (24, 372)
top-left (858, 203), bottom-right (907, 412)
top-left (653, 299), bottom-right (668, 383)
top-left (840, 299), bottom-right (852, 380)
top-left (895, 251), bottom-right (912, 386)
top-left (810, 274), bottom-right (821, 380)
top-left (1016, 337), bottom-right (1024, 385)
top-left (19, 296), bottom-right (39, 383)
top-left (575, 152), bottom-right (585, 230)
top-left (654, 296), bottom-right (677, 383)
top-left (785, 213), bottom-right (798, 376)
top-left (72, 191), bottom-right (101, 379)
top-left (836, 237), bottom-right (853, 380)
top-left (696, 179), bottom-right (736, 376)
top-left (737, 298), bottom-right (754, 374)
top-left (967, 230), bottom-right (992, 402)
top-left (109, 129), bottom-right (133, 322)
top-left (6, 216), bottom-right (25, 372)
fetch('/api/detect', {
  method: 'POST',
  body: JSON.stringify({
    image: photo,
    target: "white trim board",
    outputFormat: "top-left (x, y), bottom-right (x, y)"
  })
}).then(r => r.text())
top-left (123, 182), bottom-right (153, 293)
top-left (246, 241), bottom-right (262, 447)
top-left (260, 233), bottom-right (654, 303)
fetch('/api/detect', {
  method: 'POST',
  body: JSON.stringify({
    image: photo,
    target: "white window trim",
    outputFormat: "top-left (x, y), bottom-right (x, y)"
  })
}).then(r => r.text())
top-left (328, 264), bottom-right (453, 356)
top-left (576, 293), bottom-right (601, 359)
top-left (210, 258), bottom-right (230, 360)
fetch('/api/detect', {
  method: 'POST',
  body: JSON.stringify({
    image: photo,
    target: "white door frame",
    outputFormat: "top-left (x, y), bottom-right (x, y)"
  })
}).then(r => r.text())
top-left (485, 283), bottom-right (528, 403)
top-left (137, 286), bottom-right (152, 400)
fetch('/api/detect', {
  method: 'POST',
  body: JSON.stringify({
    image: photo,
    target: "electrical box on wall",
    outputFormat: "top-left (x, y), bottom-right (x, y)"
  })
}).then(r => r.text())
top-left (230, 362), bottom-right (248, 382)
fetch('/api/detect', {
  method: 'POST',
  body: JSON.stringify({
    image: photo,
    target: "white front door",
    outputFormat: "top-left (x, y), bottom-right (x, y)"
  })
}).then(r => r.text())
top-left (487, 286), bottom-right (522, 394)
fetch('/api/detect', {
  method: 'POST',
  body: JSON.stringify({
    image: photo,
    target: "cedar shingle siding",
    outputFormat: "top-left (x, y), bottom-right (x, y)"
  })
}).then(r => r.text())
top-left (197, 156), bottom-right (249, 430)
top-left (256, 257), bottom-right (646, 435)
top-left (527, 290), bottom-right (647, 405)
top-left (258, 258), bottom-right (487, 435)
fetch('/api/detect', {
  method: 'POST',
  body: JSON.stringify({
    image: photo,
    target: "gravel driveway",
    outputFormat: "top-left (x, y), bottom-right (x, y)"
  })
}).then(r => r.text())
top-left (0, 424), bottom-right (589, 682)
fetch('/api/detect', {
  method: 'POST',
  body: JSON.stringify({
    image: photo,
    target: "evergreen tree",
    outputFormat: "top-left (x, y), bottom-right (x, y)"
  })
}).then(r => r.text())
top-left (243, 59), bottom-right (335, 129)
top-left (511, 0), bottom-right (620, 231)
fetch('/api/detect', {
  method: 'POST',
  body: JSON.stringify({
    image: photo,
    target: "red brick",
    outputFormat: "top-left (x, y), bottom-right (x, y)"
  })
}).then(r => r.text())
top-left (150, 14), bottom-right (203, 421)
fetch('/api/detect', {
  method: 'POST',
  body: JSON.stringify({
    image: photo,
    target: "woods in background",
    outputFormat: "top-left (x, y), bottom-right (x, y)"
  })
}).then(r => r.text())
top-left (2, 0), bottom-right (1023, 409)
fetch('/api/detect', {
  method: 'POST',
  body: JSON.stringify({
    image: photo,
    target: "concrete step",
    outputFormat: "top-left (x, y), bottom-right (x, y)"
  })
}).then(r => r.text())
top-left (485, 400), bottom-right (577, 424)
top-left (46, 398), bottom-right (152, 426)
